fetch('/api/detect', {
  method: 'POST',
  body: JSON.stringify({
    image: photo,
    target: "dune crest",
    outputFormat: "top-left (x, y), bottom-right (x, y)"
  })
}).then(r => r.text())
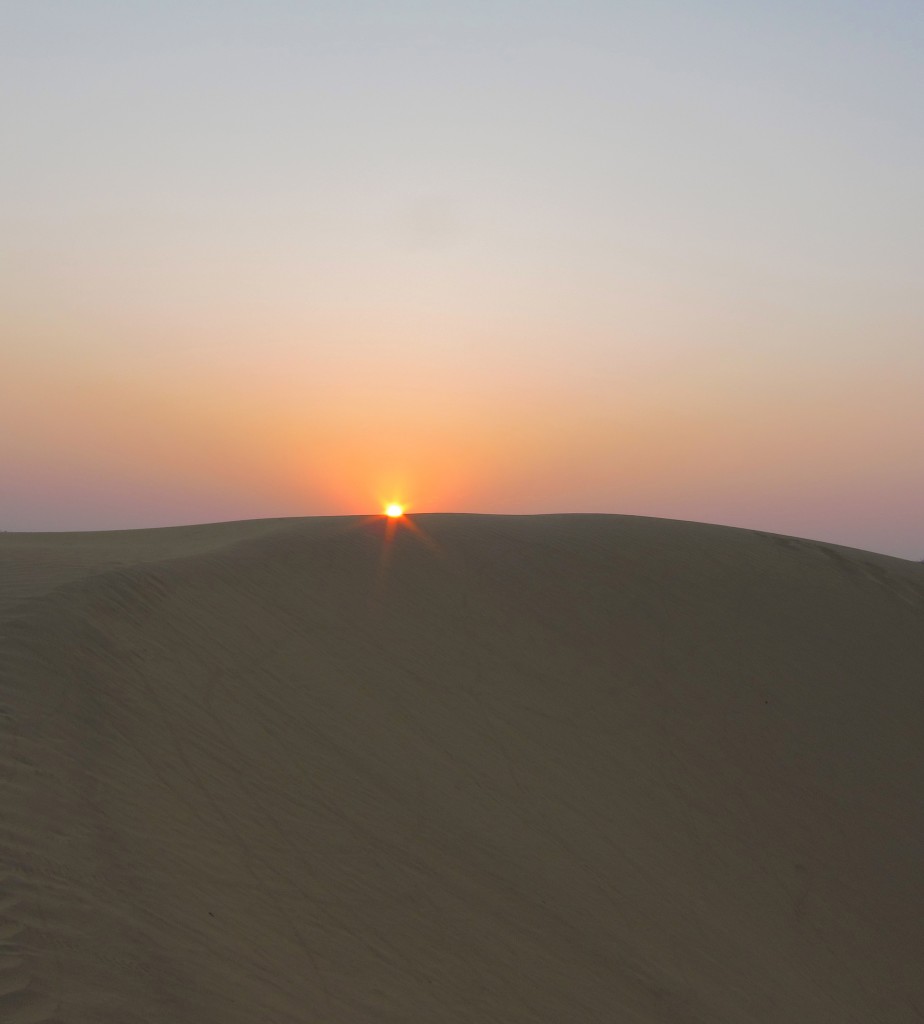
top-left (1, 514), bottom-right (922, 1022)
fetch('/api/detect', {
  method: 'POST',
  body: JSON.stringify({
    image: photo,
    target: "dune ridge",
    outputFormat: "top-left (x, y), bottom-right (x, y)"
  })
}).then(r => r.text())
top-left (1, 514), bottom-right (922, 1022)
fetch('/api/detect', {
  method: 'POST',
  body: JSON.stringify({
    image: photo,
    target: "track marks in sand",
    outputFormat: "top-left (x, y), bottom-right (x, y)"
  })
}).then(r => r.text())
top-left (1, 679), bottom-right (66, 1024)
top-left (1, 514), bottom-right (923, 1021)
top-left (0, 822), bottom-right (60, 1024)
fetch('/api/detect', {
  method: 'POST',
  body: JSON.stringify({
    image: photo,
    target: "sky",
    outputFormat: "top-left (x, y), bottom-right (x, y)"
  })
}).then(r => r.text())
top-left (2, 0), bottom-right (922, 557)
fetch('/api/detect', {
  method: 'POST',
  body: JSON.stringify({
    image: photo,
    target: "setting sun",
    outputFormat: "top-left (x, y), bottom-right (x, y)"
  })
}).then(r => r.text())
top-left (384, 503), bottom-right (405, 518)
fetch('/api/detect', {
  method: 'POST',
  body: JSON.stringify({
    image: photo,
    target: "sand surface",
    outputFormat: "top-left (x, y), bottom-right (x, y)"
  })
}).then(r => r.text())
top-left (1, 513), bottom-right (922, 1022)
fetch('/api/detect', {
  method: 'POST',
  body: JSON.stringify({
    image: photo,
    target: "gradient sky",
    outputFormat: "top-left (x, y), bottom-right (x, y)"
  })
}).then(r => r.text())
top-left (3, 1), bottom-right (922, 556)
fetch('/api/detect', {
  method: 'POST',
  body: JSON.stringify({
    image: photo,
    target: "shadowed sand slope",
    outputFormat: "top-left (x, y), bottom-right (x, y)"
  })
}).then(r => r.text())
top-left (1, 514), bottom-right (922, 1023)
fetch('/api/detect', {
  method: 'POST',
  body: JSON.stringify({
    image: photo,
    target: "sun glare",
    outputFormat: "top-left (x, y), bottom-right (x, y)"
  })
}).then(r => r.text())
top-left (384, 503), bottom-right (405, 518)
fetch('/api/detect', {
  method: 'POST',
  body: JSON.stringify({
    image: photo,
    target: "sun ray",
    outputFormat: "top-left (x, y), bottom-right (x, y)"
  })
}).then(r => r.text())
top-left (365, 500), bottom-right (447, 597)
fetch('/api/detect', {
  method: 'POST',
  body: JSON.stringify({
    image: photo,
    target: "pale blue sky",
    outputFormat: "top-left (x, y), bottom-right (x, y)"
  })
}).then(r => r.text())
top-left (5, 1), bottom-right (921, 328)
top-left (2, 1), bottom-right (922, 554)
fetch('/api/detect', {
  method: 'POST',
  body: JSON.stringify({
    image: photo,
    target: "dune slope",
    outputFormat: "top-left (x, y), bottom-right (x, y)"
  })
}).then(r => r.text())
top-left (1, 514), bottom-right (922, 1023)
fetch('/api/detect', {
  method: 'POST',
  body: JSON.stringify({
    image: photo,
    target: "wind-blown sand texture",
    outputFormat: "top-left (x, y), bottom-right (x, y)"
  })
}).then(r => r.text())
top-left (1, 514), bottom-right (922, 1023)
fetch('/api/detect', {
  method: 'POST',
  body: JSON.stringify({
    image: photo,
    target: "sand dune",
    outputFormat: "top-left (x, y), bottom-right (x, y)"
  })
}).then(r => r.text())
top-left (1, 514), bottom-right (922, 1023)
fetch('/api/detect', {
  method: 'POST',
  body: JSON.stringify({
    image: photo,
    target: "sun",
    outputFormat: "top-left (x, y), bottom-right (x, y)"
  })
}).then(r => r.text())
top-left (384, 503), bottom-right (405, 518)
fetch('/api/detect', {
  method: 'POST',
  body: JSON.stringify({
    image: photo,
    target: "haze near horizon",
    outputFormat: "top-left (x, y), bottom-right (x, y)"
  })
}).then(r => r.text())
top-left (2, 1), bottom-right (922, 556)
